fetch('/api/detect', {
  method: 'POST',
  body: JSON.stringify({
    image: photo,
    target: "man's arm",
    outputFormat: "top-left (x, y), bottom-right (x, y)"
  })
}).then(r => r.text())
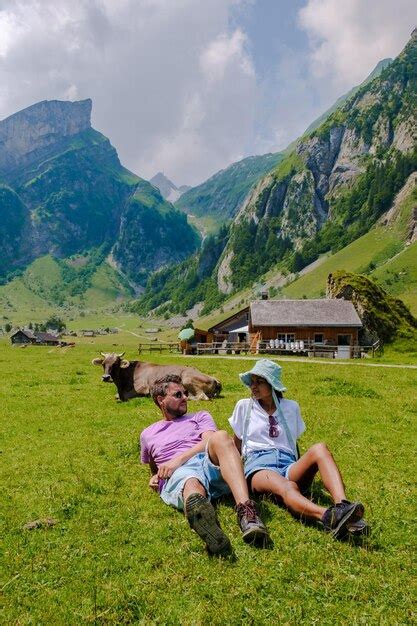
top-left (156, 430), bottom-right (215, 480)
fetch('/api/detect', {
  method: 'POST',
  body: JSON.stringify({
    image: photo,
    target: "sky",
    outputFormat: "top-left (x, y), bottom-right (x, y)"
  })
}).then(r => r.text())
top-left (0, 0), bottom-right (416, 186)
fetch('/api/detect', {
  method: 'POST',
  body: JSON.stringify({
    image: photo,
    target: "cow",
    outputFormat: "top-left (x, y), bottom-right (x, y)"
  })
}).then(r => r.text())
top-left (92, 352), bottom-right (222, 402)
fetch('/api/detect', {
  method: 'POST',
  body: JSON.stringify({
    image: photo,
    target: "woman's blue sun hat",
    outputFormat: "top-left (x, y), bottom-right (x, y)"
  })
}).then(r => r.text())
top-left (239, 359), bottom-right (286, 392)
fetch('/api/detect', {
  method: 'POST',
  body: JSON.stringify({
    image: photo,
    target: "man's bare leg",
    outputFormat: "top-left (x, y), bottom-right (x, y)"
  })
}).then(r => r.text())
top-left (207, 431), bottom-right (269, 544)
top-left (183, 477), bottom-right (232, 556)
top-left (207, 430), bottom-right (250, 504)
top-left (183, 477), bottom-right (206, 502)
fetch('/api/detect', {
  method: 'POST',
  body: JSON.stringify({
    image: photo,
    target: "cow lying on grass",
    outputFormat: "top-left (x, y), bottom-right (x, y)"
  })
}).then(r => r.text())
top-left (92, 352), bottom-right (222, 401)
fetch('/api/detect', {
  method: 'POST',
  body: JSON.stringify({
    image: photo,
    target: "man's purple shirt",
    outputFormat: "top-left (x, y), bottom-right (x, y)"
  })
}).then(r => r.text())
top-left (140, 411), bottom-right (217, 467)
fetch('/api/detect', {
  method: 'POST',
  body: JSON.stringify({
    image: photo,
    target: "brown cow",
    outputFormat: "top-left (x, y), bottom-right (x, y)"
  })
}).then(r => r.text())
top-left (92, 352), bottom-right (222, 401)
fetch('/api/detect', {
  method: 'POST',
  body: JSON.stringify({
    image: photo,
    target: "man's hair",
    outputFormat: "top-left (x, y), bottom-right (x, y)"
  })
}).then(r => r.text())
top-left (151, 374), bottom-right (183, 406)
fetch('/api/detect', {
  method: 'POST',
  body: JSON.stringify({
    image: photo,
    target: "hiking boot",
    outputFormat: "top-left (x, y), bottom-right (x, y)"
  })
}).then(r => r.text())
top-left (322, 500), bottom-right (364, 540)
top-left (347, 517), bottom-right (371, 536)
top-left (185, 493), bottom-right (232, 556)
top-left (236, 499), bottom-right (269, 545)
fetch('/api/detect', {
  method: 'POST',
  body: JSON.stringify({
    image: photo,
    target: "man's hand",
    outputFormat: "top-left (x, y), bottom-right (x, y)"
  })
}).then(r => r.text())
top-left (157, 457), bottom-right (184, 480)
top-left (149, 474), bottom-right (159, 491)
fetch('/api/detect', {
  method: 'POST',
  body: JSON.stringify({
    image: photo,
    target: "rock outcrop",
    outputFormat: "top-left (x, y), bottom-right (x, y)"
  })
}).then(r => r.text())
top-left (0, 99), bottom-right (92, 175)
top-left (327, 270), bottom-right (417, 343)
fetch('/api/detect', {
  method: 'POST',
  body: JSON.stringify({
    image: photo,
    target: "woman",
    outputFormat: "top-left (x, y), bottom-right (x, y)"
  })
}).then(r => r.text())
top-left (229, 359), bottom-right (369, 539)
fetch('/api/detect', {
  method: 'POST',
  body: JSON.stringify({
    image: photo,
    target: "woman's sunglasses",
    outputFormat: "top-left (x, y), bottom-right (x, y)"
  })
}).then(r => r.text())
top-left (268, 415), bottom-right (279, 438)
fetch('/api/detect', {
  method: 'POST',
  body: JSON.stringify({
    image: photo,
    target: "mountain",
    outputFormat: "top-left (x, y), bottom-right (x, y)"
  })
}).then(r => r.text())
top-left (304, 58), bottom-right (393, 136)
top-left (175, 152), bottom-right (284, 224)
top-left (0, 99), bottom-right (199, 292)
top-left (173, 60), bottom-right (393, 230)
top-left (216, 29), bottom-right (416, 293)
top-left (149, 172), bottom-right (190, 203)
top-left (134, 31), bottom-right (416, 318)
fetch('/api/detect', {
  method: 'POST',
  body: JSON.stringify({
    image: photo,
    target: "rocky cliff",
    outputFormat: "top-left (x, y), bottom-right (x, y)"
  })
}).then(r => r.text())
top-left (0, 99), bottom-right (92, 175)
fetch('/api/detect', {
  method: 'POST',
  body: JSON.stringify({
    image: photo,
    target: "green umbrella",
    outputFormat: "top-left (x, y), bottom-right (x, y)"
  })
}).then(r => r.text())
top-left (178, 328), bottom-right (195, 341)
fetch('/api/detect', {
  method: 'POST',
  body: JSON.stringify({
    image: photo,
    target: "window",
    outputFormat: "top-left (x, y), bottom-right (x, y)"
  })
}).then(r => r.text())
top-left (337, 334), bottom-right (351, 346)
top-left (277, 333), bottom-right (295, 342)
top-left (314, 333), bottom-right (324, 344)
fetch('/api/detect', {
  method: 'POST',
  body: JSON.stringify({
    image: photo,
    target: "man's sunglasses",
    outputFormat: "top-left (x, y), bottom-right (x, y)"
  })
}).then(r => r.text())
top-left (168, 390), bottom-right (189, 399)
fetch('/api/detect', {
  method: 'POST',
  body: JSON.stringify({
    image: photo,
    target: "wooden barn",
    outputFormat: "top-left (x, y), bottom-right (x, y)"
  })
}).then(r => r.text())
top-left (205, 299), bottom-right (363, 357)
top-left (10, 329), bottom-right (60, 346)
top-left (10, 329), bottom-right (37, 345)
top-left (249, 299), bottom-right (362, 348)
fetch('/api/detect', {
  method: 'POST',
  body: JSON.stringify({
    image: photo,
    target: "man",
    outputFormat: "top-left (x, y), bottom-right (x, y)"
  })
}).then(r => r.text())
top-left (140, 374), bottom-right (269, 555)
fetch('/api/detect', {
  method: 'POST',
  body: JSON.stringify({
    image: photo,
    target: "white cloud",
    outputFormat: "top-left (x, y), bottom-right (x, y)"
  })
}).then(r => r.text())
top-left (299, 0), bottom-right (417, 90)
top-left (200, 28), bottom-right (254, 82)
top-left (0, 1), bottom-right (415, 186)
top-left (0, 0), bottom-right (255, 185)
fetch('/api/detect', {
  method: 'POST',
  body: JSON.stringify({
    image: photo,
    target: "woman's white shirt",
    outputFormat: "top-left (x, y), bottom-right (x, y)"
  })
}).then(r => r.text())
top-left (229, 397), bottom-right (305, 454)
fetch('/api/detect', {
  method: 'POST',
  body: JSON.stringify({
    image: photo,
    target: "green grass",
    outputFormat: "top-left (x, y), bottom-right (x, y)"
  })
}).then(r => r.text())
top-left (371, 242), bottom-right (417, 313)
top-left (0, 339), bottom-right (415, 623)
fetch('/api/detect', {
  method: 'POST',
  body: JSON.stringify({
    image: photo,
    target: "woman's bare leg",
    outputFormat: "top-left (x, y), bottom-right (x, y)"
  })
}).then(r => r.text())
top-left (251, 469), bottom-right (325, 520)
top-left (287, 443), bottom-right (346, 503)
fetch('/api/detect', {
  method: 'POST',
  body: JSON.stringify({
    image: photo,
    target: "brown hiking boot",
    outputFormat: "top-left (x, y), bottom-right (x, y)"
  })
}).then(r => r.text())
top-left (236, 499), bottom-right (269, 545)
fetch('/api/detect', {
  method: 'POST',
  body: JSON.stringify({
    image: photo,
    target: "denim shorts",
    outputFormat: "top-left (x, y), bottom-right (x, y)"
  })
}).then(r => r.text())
top-left (160, 451), bottom-right (230, 511)
top-left (244, 448), bottom-right (297, 481)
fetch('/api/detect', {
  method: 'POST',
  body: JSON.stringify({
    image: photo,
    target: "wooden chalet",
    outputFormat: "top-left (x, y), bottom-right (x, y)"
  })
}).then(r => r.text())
top-left (10, 329), bottom-right (37, 345)
top-left (249, 299), bottom-right (362, 345)
top-left (10, 329), bottom-right (60, 346)
top-left (204, 299), bottom-right (363, 358)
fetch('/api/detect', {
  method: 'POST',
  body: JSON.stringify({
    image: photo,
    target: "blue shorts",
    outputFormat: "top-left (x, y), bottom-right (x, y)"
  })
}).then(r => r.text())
top-left (160, 451), bottom-right (231, 511)
top-left (244, 448), bottom-right (297, 481)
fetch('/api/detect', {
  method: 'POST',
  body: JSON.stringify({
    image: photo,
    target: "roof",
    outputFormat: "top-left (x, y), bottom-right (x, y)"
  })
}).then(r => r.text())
top-left (250, 299), bottom-right (362, 328)
top-left (10, 328), bottom-right (36, 339)
top-left (36, 332), bottom-right (60, 342)
top-left (208, 307), bottom-right (249, 333)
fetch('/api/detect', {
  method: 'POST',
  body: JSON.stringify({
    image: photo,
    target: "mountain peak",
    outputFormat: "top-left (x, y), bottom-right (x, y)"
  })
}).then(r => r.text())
top-left (150, 171), bottom-right (190, 202)
top-left (0, 99), bottom-right (92, 174)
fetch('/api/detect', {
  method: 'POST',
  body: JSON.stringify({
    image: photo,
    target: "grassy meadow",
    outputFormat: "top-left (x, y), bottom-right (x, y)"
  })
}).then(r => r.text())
top-left (1, 336), bottom-right (416, 624)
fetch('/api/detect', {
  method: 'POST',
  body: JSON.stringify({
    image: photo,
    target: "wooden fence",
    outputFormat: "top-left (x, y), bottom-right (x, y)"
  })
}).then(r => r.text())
top-left (138, 342), bottom-right (181, 354)
top-left (196, 340), bottom-right (381, 358)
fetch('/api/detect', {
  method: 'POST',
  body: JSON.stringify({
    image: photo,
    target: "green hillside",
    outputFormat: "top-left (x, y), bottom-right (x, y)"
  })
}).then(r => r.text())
top-left (0, 253), bottom-right (133, 323)
top-left (176, 152), bottom-right (284, 223)
top-left (281, 176), bottom-right (417, 314)
top-left (303, 58), bottom-right (393, 135)
top-left (371, 242), bottom-right (417, 313)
